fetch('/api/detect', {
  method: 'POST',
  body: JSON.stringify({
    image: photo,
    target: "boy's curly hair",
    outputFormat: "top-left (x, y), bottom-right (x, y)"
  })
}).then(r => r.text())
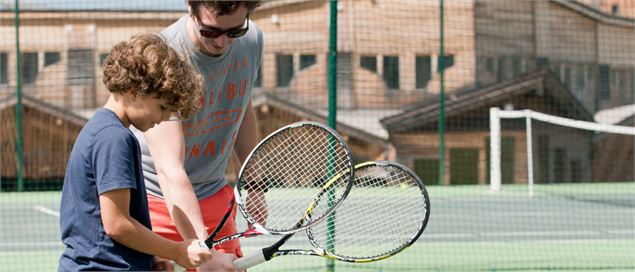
top-left (102, 33), bottom-right (202, 119)
top-left (187, 0), bottom-right (262, 18)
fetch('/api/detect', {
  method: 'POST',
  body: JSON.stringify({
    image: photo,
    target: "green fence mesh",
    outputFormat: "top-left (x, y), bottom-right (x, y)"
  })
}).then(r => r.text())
top-left (1, 0), bottom-right (634, 271)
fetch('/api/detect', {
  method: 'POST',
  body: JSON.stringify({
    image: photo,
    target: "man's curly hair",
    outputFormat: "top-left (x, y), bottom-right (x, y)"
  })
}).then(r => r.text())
top-left (187, 0), bottom-right (262, 18)
top-left (102, 33), bottom-right (202, 119)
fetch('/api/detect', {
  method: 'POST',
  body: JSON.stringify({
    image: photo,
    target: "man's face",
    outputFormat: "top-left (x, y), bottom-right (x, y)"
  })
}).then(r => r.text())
top-left (192, 6), bottom-right (249, 57)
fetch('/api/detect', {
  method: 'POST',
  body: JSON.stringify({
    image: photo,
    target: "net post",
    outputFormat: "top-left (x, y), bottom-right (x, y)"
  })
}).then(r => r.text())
top-left (525, 110), bottom-right (534, 197)
top-left (490, 107), bottom-right (501, 192)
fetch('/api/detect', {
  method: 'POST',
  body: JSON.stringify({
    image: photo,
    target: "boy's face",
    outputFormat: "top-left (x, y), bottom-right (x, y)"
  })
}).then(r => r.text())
top-left (190, 6), bottom-right (249, 57)
top-left (125, 95), bottom-right (172, 132)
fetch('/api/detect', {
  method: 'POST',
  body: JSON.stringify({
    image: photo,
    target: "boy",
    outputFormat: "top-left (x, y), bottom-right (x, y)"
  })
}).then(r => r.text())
top-left (58, 33), bottom-right (212, 271)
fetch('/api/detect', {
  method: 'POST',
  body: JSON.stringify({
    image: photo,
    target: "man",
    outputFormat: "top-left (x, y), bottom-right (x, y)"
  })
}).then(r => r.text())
top-left (134, 1), bottom-right (264, 271)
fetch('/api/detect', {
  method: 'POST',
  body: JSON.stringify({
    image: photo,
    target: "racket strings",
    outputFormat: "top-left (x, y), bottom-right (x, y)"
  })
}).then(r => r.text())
top-left (309, 164), bottom-right (428, 260)
top-left (239, 124), bottom-right (354, 232)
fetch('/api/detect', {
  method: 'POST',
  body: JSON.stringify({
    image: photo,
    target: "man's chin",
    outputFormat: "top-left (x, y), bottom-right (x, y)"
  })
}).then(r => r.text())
top-left (202, 46), bottom-right (226, 57)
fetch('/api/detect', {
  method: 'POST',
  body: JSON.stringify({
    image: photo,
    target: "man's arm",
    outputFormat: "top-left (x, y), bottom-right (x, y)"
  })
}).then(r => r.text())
top-left (234, 100), bottom-right (260, 164)
top-left (144, 121), bottom-right (240, 271)
top-left (143, 120), bottom-right (208, 240)
top-left (234, 101), bottom-right (268, 225)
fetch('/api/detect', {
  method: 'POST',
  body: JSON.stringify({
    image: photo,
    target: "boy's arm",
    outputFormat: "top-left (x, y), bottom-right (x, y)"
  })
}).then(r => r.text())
top-left (143, 120), bottom-right (209, 240)
top-left (99, 188), bottom-right (213, 269)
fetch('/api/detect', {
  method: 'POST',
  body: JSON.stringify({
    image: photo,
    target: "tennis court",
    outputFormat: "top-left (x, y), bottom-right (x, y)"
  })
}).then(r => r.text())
top-left (2, 183), bottom-right (633, 271)
top-left (2, 0), bottom-right (635, 271)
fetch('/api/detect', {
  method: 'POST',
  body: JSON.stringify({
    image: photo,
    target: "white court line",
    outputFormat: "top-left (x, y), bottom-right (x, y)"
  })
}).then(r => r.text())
top-left (422, 230), bottom-right (634, 239)
top-left (607, 229), bottom-right (635, 235)
top-left (0, 242), bottom-right (62, 247)
top-left (33, 205), bottom-right (60, 217)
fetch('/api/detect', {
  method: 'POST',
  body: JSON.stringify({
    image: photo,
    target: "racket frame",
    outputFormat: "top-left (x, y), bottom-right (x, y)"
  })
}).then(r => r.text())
top-left (201, 121), bottom-right (355, 249)
top-left (234, 160), bottom-right (430, 269)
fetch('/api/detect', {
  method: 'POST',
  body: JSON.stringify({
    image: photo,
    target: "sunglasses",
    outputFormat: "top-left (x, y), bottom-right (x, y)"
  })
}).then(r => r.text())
top-left (197, 17), bottom-right (249, 39)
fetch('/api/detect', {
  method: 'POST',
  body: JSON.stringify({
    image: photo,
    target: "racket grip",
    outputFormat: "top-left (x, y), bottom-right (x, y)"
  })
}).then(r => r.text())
top-left (233, 250), bottom-right (267, 270)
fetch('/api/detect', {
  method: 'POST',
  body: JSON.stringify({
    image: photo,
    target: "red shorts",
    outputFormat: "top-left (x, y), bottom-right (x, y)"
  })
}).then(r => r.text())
top-left (147, 184), bottom-right (242, 258)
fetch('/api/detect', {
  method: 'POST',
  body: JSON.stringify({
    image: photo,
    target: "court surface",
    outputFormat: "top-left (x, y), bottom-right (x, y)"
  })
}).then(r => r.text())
top-left (1, 183), bottom-right (633, 271)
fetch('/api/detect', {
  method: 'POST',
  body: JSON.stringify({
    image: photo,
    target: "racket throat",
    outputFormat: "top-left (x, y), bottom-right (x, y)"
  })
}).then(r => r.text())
top-left (262, 233), bottom-right (294, 261)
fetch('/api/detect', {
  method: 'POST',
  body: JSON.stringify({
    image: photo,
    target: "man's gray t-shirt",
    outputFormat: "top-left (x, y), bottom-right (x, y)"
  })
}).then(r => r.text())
top-left (134, 15), bottom-right (263, 199)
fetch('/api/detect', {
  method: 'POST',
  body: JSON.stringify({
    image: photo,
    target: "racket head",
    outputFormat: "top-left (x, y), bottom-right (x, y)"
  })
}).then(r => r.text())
top-left (236, 121), bottom-right (355, 234)
top-left (307, 161), bottom-right (430, 262)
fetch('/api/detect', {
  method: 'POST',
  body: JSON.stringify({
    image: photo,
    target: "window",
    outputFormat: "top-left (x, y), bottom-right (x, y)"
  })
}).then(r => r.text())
top-left (67, 48), bottom-right (94, 85)
top-left (21, 52), bottom-right (38, 84)
top-left (414, 159), bottom-right (439, 185)
top-left (612, 4), bottom-right (619, 15)
top-left (511, 56), bottom-right (522, 77)
top-left (554, 148), bottom-right (566, 183)
top-left (575, 65), bottom-right (587, 100)
top-left (416, 55), bottom-right (431, 89)
top-left (450, 148), bottom-right (479, 185)
top-left (383, 55), bottom-right (399, 89)
top-left (598, 65), bottom-right (610, 100)
top-left (360, 55), bottom-right (377, 72)
top-left (537, 135), bottom-right (550, 183)
top-left (485, 57), bottom-right (494, 73)
top-left (570, 160), bottom-right (582, 182)
top-left (437, 54), bottom-right (454, 72)
top-left (276, 54), bottom-right (293, 87)
top-left (536, 57), bottom-right (549, 68)
top-left (99, 53), bottom-right (109, 66)
top-left (497, 56), bottom-right (506, 82)
top-left (562, 65), bottom-right (572, 91)
top-left (44, 52), bottom-right (60, 67)
top-left (485, 137), bottom-right (515, 184)
top-left (299, 54), bottom-right (316, 69)
top-left (0, 52), bottom-right (7, 84)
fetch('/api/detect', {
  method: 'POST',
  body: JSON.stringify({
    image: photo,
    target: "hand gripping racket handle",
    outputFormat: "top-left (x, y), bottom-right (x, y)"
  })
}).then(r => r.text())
top-left (233, 250), bottom-right (267, 270)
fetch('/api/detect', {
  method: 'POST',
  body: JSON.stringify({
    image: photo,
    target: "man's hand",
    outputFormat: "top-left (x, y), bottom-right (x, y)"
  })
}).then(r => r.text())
top-left (196, 251), bottom-right (239, 272)
top-left (245, 189), bottom-right (268, 229)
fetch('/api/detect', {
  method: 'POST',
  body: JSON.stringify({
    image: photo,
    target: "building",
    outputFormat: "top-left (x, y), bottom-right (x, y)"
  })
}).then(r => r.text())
top-left (0, 95), bottom-right (86, 189)
top-left (381, 69), bottom-right (595, 185)
top-left (1, 0), bottom-right (633, 185)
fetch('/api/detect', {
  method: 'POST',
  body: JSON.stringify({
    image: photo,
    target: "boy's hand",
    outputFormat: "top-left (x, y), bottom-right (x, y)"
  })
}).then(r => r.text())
top-left (153, 256), bottom-right (175, 271)
top-left (196, 251), bottom-right (239, 272)
top-left (174, 239), bottom-right (214, 269)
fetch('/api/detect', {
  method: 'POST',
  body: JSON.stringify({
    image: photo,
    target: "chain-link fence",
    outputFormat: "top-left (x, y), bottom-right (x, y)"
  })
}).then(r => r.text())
top-left (1, 0), bottom-right (634, 271)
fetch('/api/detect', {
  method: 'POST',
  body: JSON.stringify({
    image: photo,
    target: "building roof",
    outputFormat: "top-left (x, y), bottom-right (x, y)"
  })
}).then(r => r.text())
top-left (380, 68), bottom-right (595, 133)
top-left (0, 0), bottom-right (185, 11)
top-left (0, 95), bottom-right (88, 126)
top-left (594, 104), bottom-right (635, 125)
top-left (0, 0), bottom-right (316, 12)
top-left (253, 91), bottom-right (389, 144)
top-left (551, 0), bottom-right (635, 26)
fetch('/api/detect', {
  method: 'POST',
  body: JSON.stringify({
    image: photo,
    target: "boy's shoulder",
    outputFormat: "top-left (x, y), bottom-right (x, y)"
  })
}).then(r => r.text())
top-left (80, 109), bottom-right (136, 146)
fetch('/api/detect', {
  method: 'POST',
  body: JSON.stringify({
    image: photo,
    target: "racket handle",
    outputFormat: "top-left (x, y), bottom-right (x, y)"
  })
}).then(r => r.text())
top-left (233, 250), bottom-right (267, 270)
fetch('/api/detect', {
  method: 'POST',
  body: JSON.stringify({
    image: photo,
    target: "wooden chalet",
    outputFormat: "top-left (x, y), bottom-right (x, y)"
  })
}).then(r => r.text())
top-left (381, 68), bottom-right (596, 185)
top-left (0, 95), bottom-right (86, 189)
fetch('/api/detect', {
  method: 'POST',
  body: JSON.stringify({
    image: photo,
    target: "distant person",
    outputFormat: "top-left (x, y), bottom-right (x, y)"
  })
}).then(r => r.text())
top-left (58, 33), bottom-right (211, 271)
top-left (134, 1), bottom-right (264, 271)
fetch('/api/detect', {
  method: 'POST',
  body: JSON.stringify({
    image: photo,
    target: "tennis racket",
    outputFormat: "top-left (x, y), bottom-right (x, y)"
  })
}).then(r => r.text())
top-left (233, 161), bottom-right (430, 269)
top-left (200, 121), bottom-right (355, 248)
